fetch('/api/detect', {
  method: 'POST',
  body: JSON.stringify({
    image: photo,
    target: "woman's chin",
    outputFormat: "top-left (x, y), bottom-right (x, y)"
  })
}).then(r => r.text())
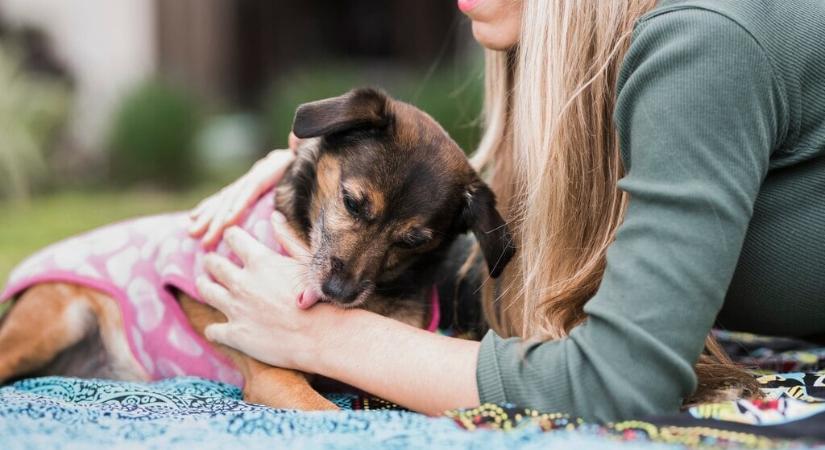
top-left (471, 21), bottom-right (518, 51)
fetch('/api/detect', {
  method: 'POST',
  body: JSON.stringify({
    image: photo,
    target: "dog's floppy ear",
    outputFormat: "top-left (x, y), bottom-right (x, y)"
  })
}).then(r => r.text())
top-left (463, 179), bottom-right (515, 278)
top-left (292, 88), bottom-right (389, 139)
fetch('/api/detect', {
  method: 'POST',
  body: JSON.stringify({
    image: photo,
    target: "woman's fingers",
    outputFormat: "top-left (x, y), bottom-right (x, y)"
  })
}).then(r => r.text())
top-left (224, 227), bottom-right (271, 267)
top-left (288, 132), bottom-right (301, 153)
top-left (266, 150), bottom-right (297, 185)
top-left (189, 196), bottom-right (210, 219)
top-left (203, 254), bottom-right (243, 288)
top-left (202, 213), bottom-right (230, 248)
top-left (271, 212), bottom-right (310, 258)
top-left (223, 182), bottom-right (264, 227)
top-left (189, 149), bottom-right (296, 246)
top-left (188, 196), bottom-right (221, 237)
top-left (196, 276), bottom-right (234, 316)
top-left (204, 323), bottom-right (233, 346)
top-left (201, 183), bottom-right (242, 247)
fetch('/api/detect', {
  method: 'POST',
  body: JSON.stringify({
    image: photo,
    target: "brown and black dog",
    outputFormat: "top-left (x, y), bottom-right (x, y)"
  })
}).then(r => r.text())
top-left (0, 88), bottom-right (515, 410)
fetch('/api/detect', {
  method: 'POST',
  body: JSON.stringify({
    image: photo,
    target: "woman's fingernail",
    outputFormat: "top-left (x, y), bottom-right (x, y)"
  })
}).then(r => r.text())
top-left (273, 211), bottom-right (287, 224)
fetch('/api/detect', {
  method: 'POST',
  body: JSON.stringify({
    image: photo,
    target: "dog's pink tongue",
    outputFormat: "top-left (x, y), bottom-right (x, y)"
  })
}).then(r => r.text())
top-left (297, 288), bottom-right (322, 309)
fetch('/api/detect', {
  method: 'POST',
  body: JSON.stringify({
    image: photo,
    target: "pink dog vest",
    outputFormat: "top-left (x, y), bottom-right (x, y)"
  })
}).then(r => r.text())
top-left (0, 191), bottom-right (440, 387)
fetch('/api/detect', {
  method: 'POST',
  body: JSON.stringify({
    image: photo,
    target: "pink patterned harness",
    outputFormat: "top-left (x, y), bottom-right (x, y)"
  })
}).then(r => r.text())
top-left (0, 191), bottom-right (440, 387)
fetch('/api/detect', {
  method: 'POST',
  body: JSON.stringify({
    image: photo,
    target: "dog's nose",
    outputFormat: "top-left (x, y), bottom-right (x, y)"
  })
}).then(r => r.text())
top-left (321, 274), bottom-right (361, 303)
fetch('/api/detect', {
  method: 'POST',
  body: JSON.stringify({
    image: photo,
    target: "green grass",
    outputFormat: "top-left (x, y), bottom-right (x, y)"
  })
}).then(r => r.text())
top-left (0, 188), bottom-right (219, 284)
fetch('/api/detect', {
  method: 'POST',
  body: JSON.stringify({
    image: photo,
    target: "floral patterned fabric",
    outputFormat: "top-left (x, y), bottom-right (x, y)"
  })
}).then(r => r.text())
top-left (0, 191), bottom-right (291, 386)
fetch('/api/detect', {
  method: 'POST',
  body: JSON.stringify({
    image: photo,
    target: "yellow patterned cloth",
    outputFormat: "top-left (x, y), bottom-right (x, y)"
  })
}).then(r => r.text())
top-left (443, 331), bottom-right (825, 448)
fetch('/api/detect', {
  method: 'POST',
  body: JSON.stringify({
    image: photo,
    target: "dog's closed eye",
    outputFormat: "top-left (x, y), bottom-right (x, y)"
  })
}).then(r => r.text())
top-left (342, 189), bottom-right (364, 218)
top-left (393, 229), bottom-right (432, 250)
top-left (340, 179), bottom-right (385, 222)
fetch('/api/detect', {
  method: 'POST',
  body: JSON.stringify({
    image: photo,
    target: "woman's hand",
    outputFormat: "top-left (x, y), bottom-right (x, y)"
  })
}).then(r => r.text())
top-left (199, 214), bottom-right (481, 415)
top-left (197, 214), bottom-right (334, 370)
top-left (188, 133), bottom-right (302, 248)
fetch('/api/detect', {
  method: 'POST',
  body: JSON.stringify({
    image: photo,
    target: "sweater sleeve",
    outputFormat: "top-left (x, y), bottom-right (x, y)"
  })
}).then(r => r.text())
top-left (475, 9), bottom-right (786, 422)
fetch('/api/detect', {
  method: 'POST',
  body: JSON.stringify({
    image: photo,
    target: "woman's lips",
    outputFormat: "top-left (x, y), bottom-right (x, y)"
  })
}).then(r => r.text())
top-left (457, 0), bottom-right (481, 13)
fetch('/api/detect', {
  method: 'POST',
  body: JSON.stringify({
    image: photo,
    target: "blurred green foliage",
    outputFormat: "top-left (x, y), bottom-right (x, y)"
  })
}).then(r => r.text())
top-left (0, 60), bottom-right (486, 295)
top-left (0, 43), bottom-right (70, 202)
top-left (104, 62), bottom-right (483, 193)
top-left (265, 62), bottom-right (484, 154)
top-left (108, 80), bottom-right (202, 188)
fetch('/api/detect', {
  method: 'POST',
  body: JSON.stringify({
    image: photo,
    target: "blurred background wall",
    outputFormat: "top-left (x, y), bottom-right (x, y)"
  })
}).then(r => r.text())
top-left (1, 0), bottom-right (156, 154)
top-left (0, 0), bottom-right (481, 280)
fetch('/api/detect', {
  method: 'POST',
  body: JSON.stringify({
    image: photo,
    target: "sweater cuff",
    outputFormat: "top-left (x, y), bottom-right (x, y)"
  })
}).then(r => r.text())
top-left (476, 330), bottom-right (508, 404)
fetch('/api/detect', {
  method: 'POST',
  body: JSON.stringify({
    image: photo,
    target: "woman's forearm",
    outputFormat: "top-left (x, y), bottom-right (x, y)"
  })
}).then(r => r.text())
top-left (311, 308), bottom-right (481, 415)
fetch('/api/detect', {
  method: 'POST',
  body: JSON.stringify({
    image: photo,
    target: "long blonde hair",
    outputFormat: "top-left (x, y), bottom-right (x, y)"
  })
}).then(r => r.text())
top-left (471, 0), bottom-right (760, 404)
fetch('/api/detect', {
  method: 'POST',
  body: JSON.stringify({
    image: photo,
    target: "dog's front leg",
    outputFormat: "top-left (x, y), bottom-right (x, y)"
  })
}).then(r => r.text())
top-left (240, 358), bottom-right (338, 410)
top-left (178, 295), bottom-right (337, 410)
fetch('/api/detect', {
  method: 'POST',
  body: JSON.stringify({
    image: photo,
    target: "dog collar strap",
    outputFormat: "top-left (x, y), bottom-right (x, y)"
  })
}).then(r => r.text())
top-left (426, 286), bottom-right (440, 333)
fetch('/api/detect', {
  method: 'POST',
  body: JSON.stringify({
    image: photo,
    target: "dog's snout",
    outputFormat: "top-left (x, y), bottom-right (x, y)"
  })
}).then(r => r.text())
top-left (321, 274), bottom-right (360, 303)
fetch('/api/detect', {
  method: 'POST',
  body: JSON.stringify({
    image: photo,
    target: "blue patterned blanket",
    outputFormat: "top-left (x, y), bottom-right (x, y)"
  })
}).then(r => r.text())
top-left (0, 376), bottom-right (672, 450)
top-left (3, 330), bottom-right (825, 449)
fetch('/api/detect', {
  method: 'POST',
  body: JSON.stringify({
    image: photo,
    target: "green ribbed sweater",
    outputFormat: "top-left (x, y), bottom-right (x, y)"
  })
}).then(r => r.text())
top-left (475, 0), bottom-right (825, 422)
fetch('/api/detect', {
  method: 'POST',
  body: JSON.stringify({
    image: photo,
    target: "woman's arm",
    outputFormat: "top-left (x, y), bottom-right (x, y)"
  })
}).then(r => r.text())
top-left (474, 9), bottom-right (785, 422)
top-left (312, 308), bottom-right (481, 415)
top-left (198, 219), bottom-right (481, 415)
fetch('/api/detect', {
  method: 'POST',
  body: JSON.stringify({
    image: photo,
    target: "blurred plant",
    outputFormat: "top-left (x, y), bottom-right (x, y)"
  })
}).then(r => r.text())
top-left (0, 42), bottom-right (70, 202)
top-left (264, 61), bottom-right (483, 154)
top-left (108, 79), bottom-right (201, 189)
top-left (195, 113), bottom-right (262, 183)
